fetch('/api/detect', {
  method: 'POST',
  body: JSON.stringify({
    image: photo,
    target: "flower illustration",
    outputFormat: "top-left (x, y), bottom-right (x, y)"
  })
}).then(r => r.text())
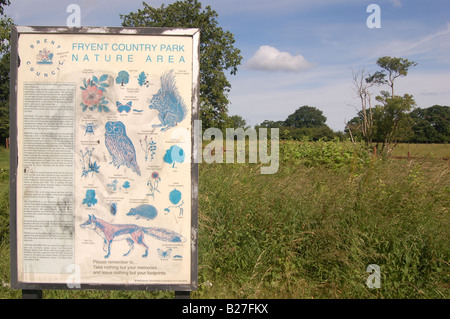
top-left (80, 74), bottom-right (110, 112)
top-left (82, 85), bottom-right (103, 107)
top-left (151, 172), bottom-right (160, 180)
top-left (147, 172), bottom-right (161, 199)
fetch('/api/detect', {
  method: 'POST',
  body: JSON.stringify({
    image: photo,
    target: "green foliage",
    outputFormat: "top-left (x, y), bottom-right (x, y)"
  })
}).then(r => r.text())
top-left (372, 93), bottom-right (416, 153)
top-left (0, 144), bottom-right (449, 298)
top-left (280, 138), bottom-right (371, 169)
top-left (348, 56), bottom-right (419, 153)
top-left (0, 168), bottom-right (9, 244)
top-left (257, 105), bottom-right (340, 141)
top-left (408, 105), bottom-right (450, 143)
top-left (284, 105), bottom-right (327, 128)
top-left (196, 152), bottom-right (449, 298)
top-left (121, 0), bottom-right (242, 129)
top-left (279, 125), bottom-right (337, 141)
top-left (367, 56), bottom-right (418, 97)
top-left (0, 53), bottom-right (9, 142)
top-left (223, 114), bottom-right (249, 130)
top-left (0, 0), bottom-right (12, 142)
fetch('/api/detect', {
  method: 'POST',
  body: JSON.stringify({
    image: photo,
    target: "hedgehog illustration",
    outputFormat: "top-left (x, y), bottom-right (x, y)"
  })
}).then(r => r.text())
top-left (149, 70), bottom-right (187, 131)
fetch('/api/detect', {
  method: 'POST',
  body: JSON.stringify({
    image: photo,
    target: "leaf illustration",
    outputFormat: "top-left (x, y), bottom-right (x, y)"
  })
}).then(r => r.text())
top-left (138, 72), bottom-right (147, 86)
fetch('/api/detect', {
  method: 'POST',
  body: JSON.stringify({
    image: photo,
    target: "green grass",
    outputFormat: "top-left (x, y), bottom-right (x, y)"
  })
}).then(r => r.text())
top-left (0, 147), bottom-right (9, 170)
top-left (391, 143), bottom-right (450, 159)
top-left (0, 143), bottom-right (449, 299)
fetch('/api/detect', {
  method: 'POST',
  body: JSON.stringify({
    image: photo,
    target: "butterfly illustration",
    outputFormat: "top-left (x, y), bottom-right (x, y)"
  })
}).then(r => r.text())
top-left (116, 101), bottom-right (132, 113)
top-left (157, 248), bottom-right (172, 259)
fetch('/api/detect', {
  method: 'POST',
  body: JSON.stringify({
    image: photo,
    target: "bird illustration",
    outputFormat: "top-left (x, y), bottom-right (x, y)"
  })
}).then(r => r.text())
top-left (105, 121), bottom-right (141, 176)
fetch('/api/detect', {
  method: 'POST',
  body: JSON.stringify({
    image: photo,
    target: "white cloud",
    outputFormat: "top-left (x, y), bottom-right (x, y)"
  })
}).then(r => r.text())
top-left (246, 45), bottom-right (314, 72)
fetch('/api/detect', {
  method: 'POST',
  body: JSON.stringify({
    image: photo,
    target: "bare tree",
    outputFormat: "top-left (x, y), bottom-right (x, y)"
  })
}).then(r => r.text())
top-left (346, 68), bottom-right (376, 150)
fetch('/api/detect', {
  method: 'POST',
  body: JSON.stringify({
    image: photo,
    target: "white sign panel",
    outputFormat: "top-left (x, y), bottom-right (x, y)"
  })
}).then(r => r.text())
top-left (10, 26), bottom-right (199, 290)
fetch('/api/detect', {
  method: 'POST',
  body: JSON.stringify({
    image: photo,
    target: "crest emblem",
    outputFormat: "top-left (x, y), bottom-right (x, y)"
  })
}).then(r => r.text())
top-left (36, 48), bottom-right (54, 64)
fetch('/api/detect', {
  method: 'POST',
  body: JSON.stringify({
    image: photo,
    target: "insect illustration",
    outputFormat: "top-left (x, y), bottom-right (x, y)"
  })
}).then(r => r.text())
top-left (105, 121), bottom-right (141, 176)
top-left (149, 70), bottom-right (187, 131)
top-left (116, 101), bottom-right (132, 113)
top-left (157, 248), bottom-right (172, 260)
top-left (80, 215), bottom-right (186, 259)
top-left (81, 122), bottom-right (98, 135)
top-left (109, 202), bottom-right (118, 216)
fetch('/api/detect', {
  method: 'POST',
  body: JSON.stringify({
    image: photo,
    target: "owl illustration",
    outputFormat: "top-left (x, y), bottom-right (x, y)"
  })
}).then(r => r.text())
top-left (105, 121), bottom-right (141, 176)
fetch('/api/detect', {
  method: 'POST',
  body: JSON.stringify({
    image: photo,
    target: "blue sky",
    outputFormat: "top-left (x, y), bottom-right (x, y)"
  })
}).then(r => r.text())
top-left (5, 0), bottom-right (450, 131)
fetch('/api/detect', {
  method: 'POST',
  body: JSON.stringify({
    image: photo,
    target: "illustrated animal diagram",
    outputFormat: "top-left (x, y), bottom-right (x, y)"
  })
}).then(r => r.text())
top-left (81, 122), bottom-right (98, 135)
top-left (80, 215), bottom-right (186, 259)
top-left (105, 121), bottom-right (141, 176)
top-left (126, 204), bottom-right (158, 221)
top-left (157, 248), bottom-right (172, 260)
top-left (116, 101), bottom-right (132, 113)
top-left (149, 70), bottom-right (187, 131)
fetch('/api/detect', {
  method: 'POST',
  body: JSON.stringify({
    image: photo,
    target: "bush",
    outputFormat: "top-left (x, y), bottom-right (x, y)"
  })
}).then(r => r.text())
top-left (280, 138), bottom-right (371, 169)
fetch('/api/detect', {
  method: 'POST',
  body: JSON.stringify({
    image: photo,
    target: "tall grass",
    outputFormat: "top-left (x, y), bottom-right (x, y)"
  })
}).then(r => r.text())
top-left (195, 142), bottom-right (449, 298)
top-left (0, 143), bottom-right (449, 299)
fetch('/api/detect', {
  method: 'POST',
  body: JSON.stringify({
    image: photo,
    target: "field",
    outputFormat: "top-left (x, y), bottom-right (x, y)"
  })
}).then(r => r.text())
top-left (0, 142), bottom-right (449, 299)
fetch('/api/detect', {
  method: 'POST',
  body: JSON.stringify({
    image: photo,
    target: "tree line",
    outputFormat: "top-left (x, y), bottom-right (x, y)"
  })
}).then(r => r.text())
top-left (253, 103), bottom-right (449, 144)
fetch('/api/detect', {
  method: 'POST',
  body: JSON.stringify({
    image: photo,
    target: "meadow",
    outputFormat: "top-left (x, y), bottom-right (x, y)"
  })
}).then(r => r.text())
top-left (0, 141), bottom-right (449, 299)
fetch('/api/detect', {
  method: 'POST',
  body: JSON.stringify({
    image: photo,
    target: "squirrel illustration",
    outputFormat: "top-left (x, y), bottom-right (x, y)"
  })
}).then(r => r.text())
top-left (149, 70), bottom-right (187, 131)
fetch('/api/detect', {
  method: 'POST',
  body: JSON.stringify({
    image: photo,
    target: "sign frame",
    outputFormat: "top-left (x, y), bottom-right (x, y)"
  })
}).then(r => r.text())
top-left (9, 26), bottom-right (199, 292)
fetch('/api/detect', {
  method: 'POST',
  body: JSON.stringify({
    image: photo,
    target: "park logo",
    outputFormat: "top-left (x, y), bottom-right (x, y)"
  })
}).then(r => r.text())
top-left (25, 38), bottom-right (65, 77)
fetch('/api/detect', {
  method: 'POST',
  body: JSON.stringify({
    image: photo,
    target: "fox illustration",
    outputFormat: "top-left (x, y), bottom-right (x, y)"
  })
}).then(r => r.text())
top-left (80, 214), bottom-right (186, 259)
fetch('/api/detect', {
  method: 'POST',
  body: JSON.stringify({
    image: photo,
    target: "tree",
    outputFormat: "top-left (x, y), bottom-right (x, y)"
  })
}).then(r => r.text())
top-left (284, 105), bottom-right (327, 128)
top-left (372, 93), bottom-right (415, 152)
top-left (0, 0), bottom-right (12, 144)
top-left (121, 0), bottom-right (242, 129)
top-left (224, 114), bottom-right (249, 130)
top-left (366, 56), bottom-right (417, 97)
top-left (346, 68), bottom-right (376, 148)
top-left (257, 120), bottom-right (285, 128)
top-left (350, 56), bottom-right (417, 154)
top-left (409, 105), bottom-right (450, 143)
